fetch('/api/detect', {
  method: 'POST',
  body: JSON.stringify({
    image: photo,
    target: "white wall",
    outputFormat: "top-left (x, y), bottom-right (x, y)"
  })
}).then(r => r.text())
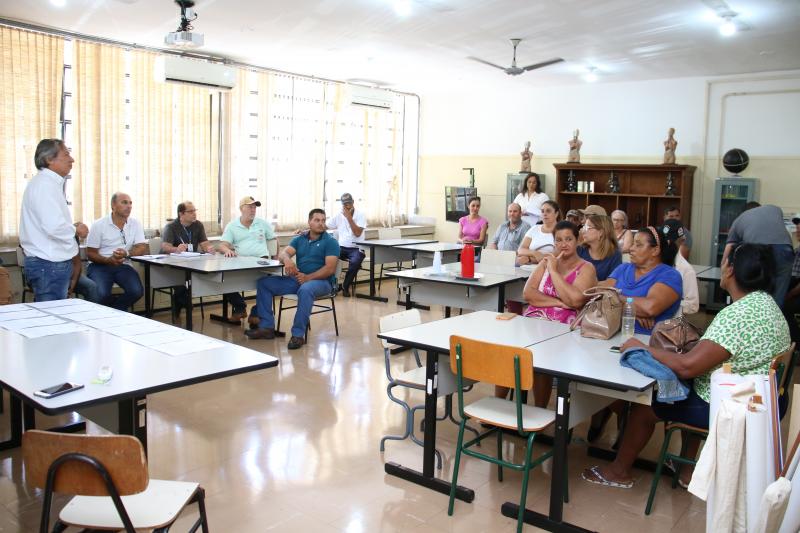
top-left (416, 69), bottom-right (800, 264)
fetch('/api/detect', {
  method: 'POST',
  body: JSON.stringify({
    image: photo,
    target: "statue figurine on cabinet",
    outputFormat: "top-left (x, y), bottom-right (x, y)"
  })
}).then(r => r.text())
top-left (665, 172), bottom-right (677, 196)
top-left (663, 127), bottom-right (677, 164)
top-left (607, 171), bottom-right (620, 193)
top-left (520, 141), bottom-right (532, 173)
top-left (567, 129), bottom-right (582, 163)
top-left (566, 170), bottom-right (578, 192)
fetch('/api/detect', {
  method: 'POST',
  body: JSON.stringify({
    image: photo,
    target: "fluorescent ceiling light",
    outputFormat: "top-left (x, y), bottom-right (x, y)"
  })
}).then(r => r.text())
top-left (719, 19), bottom-right (737, 36)
top-left (393, 0), bottom-right (412, 17)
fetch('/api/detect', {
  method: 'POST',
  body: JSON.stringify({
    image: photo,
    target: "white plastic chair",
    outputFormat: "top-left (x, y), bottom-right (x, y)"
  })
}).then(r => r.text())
top-left (378, 227), bottom-right (403, 292)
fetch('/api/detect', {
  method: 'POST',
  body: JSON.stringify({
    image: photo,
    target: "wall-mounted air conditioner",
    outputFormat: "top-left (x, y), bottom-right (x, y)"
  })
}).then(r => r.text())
top-left (349, 85), bottom-right (394, 110)
top-left (154, 55), bottom-right (236, 90)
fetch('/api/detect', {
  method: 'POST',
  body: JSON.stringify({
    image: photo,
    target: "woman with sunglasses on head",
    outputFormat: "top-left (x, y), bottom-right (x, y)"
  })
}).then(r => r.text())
top-left (578, 214), bottom-right (622, 282)
top-left (611, 210), bottom-right (634, 254)
top-left (583, 243), bottom-right (790, 489)
top-left (517, 200), bottom-right (560, 265)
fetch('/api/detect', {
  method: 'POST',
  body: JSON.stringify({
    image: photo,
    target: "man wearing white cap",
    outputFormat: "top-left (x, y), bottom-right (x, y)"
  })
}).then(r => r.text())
top-left (217, 196), bottom-right (276, 323)
top-left (326, 192), bottom-right (366, 296)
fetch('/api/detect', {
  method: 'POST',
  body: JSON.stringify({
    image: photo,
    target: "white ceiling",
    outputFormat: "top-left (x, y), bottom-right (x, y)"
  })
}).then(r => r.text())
top-left (2, 0), bottom-right (799, 92)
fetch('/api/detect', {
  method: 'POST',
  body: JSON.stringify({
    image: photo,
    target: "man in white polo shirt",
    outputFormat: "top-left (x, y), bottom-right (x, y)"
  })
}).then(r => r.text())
top-left (217, 195), bottom-right (276, 324)
top-left (86, 192), bottom-right (148, 311)
top-left (19, 139), bottom-right (85, 301)
top-left (326, 193), bottom-right (366, 296)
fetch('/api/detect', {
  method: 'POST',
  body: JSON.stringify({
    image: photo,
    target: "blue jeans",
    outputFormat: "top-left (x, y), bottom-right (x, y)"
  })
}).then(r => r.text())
top-left (24, 256), bottom-right (72, 302)
top-left (255, 276), bottom-right (332, 338)
top-left (74, 274), bottom-right (100, 303)
top-left (651, 386), bottom-right (710, 429)
top-left (87, 263), bottom-right (144, 311)
top-left (340, 246), bottom-right (366, 289)
top-left (772, 244), bottom-right (794, 309)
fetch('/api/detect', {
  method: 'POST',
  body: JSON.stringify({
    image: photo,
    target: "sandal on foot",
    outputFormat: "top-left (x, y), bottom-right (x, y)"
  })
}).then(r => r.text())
top-left (581, 466), bottom-right (634, 489)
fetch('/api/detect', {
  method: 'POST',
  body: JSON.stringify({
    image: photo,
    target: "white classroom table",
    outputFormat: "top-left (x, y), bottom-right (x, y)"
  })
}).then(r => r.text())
top-left (394, 242), bottom-right (463, 268)
top-left (131, 254), bottom-right (282, 330)
top-left (388, 262), bottom-right (530, 314)
top-left (350, 238), bottom-right (437, 302)
top-left (377, 312), bottom-right (654, 533)
top-left (0, 300), bottom-right (278, 453)
top-left (697, 266), bottom-right (723, 282)
top-left (690, 264), bottom-right (713, 275)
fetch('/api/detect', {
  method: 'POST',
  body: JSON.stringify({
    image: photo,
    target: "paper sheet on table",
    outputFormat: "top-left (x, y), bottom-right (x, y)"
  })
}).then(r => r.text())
top-left (27, 299), bottom-right (88, 309)
top-left (0, 309), bottom-right (48, 322)
top-left (43, 301), bottom-right (98, 315)
top-left (62, 308), bottom-right (126, 322)
top-left (14, 322), bottom-right (91, 338)
top-left (0, 303), bottom-right (32, 313)
top-left (90, 314), bottom-right (149, 329)
top-left (102, 322), bottom-right (170, 337)
top-left (133, 254), bottom-right (167, 259)
top-left (156, 337), bottom-right (224, 356)
top-left (125, 329), bottom-right (191, 347)
top-left (0, 316), bottom-right (66, 331)
top-left (170, 251), bottom-right (202, 257)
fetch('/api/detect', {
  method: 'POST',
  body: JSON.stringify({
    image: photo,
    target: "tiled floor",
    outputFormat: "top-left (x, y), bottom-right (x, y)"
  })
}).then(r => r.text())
top-left (0, 287), bottom-right (728, 532)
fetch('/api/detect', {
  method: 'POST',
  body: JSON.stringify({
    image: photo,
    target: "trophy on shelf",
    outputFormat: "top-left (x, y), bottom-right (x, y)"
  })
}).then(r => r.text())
top-left (665, 172), bottom-right (677, 196)
top-left (566, 170), bottom-right (578, 192)
top-left (607, 171), bottom-right (620, 193)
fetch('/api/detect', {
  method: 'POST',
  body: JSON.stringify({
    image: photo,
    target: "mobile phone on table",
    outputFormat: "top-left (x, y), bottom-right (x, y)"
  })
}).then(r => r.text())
top-left (33, 382), bottom-right (84, 399)
top-left (609, 345), bottom-right (621, 353)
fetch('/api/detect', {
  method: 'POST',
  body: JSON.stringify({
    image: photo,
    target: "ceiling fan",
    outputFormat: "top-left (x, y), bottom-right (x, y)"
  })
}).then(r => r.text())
top-left (468, 39), bottom-right (564, 76)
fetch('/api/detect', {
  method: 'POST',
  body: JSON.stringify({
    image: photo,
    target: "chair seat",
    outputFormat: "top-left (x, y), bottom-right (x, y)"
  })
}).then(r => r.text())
top-left (664, 422), bottom-right (708, 434)
top-left (395, 366), bottom-right (427, 388)
top-left (282, 291), bottom-right (334, 301)
top-left (464, 397), bottom-right (555, 432)
top-left (59, 479), bottom-right (200, 529)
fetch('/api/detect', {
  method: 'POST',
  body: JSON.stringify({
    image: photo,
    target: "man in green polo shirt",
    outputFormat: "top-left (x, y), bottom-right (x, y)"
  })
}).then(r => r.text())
top-left (216, 196), bottom-right (276, 323)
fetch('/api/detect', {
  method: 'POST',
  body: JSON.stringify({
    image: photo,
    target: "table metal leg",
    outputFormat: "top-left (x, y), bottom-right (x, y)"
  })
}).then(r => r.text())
top-left (184, 271), bottom-right (193, 331)
top-left (497, 285), bottom-right (506, 313)
top-left (501, 377), bottom-right (596, 532)
top-left (384, 350), bottom-right (474, 502)
top-left (118, 396), bottom-right (148, 455)
top-left (144, 264), bottom-right (152, 317)
top-left (356, 245), bottom-right (388, 302)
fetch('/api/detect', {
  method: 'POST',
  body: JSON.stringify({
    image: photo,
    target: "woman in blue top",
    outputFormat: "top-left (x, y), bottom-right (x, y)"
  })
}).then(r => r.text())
top-left (577, 214), bottom-right (622, 281)
top-left (600, 225), bottom-right (682, 334)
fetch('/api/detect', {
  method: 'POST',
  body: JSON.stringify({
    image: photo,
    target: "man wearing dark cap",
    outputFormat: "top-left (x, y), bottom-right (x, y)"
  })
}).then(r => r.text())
top-left (216, 195), bottom-right (277, 323)
top-left (326, 193), bottom-right (366, 296)
top-left (783, 213), bottom-right (800, 345)
top-left (662, 219), bottom-right (699, 315)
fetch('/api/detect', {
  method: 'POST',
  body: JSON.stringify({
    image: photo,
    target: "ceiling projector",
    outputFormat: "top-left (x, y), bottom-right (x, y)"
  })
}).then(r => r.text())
top-left (165, 0), bottom-right (204, 48)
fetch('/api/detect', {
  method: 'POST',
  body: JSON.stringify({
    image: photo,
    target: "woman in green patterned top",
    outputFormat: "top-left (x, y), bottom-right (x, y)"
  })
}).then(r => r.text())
top-left (582, 243), bottom-right (790, 489)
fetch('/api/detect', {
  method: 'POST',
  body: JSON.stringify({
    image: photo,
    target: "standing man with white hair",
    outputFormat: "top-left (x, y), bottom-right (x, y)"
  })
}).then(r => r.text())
top-left (19, 139), bottom-right (85, 301)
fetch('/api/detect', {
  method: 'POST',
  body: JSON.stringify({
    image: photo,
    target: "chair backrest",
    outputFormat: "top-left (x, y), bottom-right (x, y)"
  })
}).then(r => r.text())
top-left (449, 335), bottom-right (533, 389)
top-left (267, 238), bottom-right (278, 257)
top-left (378, 227), bottom-right (402, 240)
top-left (770, 342), bottom-right (796, 395)
top-left (480, 248), bottom-right (516, 267)
top-left (22, 430), bottom-right (148, 496)
top-left (379, 309), bottom-right (422, 348)
top-left (148, 236), bottom-right (162, 254)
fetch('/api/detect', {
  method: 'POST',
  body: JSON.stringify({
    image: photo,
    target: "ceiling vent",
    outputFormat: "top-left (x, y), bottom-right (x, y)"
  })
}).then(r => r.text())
top-left (154, 56), bottom-right (236, 91)
top-left (349, 85), bottom-right (394, 110)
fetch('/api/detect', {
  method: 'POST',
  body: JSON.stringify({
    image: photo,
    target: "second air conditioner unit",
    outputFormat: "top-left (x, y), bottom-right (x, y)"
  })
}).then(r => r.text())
top-left (154, 55), bottom-right (236, 90)
top-left (349, 85), bottom-right (394, 110)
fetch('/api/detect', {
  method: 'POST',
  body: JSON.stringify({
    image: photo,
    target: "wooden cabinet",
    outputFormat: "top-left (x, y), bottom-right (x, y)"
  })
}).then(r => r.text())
top-left (553, 163), bottom-right (695, 230)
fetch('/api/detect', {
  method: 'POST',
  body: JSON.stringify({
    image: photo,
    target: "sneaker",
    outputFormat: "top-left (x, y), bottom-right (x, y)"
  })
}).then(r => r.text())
top-left (247, 314), bottom-right (261, 330)
top-left (244, 327), bottom-right (276, 340)
top-left (288, 336), bottom-right (305, 349)
top-left (341, 285), bottom-right (351, 297)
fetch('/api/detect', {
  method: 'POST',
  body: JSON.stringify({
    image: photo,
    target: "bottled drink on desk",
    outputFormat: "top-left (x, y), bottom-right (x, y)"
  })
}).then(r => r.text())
top-left (460, 243), bottom-right (475, 278)
top-left (621, 297), bottom-right (636, 340)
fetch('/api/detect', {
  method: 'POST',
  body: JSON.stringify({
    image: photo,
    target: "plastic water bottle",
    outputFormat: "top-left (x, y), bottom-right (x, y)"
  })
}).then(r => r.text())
top-left (621, 297), bottom-right (636, 340)
top-left (432, 250), bottom-right (443, 273)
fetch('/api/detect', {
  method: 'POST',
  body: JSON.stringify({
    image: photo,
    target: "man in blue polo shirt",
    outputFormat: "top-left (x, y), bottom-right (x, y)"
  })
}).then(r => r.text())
top-left (216, 196), bottom-right (277, 323)
top-left (246, 208), bottom-right (340, 349)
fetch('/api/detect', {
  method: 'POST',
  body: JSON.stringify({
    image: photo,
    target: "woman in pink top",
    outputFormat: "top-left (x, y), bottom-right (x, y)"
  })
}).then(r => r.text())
top-left (458, 196), bottom-right (489, 247)
top-left (523, 221), bottom-right (597, 407)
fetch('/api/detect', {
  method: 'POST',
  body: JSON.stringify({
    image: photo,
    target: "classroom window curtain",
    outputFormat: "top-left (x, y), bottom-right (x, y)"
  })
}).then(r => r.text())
top-left (0, 27), bottom-right (64, 240)
top-left (70, 44), bottom-right (220, 232)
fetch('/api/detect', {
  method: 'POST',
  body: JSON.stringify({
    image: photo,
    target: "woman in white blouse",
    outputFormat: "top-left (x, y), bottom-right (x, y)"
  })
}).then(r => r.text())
top-left (517, 200), bottom-right (560, 265)
top-left (611, 210), bottom-right (634, 253)
top-left (513, 172), bottom-right (549, 227)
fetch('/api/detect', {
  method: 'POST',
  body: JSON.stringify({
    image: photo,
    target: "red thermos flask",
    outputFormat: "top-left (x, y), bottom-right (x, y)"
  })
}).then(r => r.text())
top-left (460, 243), bottom-right (475, 278)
